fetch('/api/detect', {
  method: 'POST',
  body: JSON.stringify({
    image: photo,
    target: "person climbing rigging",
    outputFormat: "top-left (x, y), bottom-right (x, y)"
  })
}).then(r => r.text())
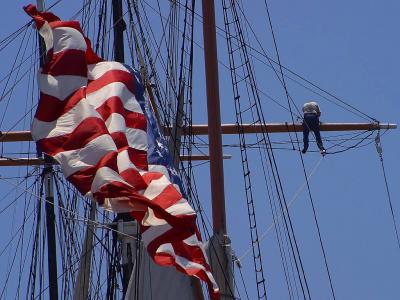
top-left (301, 101), bottom-right (326, 155)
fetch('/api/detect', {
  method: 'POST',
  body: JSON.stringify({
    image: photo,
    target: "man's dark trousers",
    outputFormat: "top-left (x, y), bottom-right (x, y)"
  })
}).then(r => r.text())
top-left (302, 113), bottom-right (324, 152)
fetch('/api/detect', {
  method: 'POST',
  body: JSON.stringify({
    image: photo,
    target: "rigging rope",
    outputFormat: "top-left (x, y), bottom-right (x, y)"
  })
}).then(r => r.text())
top-left (1, 174), bottom-right (140, 242)
top-left (233, 253), bottom-right (251, 300)
top-left (223, 2), bottom-right (313, 298)
top-left (0, 27), bottom-right (32, 128)
top-left (32, 235), bottom-right (108, 300)
top-left (374, 132), bottom-right (400, 251)
top-left (222, 2), bottom-right (269, 298)
top-left (263, 1), bottom-right (336, 299)
top-left (239, 157), bottom-right (323, 261)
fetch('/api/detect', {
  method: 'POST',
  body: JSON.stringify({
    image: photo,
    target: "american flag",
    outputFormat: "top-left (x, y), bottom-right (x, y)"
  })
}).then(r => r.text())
top-left (25, 5), bottom-right (219, 299)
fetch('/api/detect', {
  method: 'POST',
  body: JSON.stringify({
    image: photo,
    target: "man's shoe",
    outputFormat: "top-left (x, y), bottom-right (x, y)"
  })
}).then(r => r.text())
top-left (320, 149), bottom-right (326, 156)
top-left (302, 149), bottom-right (307, 154)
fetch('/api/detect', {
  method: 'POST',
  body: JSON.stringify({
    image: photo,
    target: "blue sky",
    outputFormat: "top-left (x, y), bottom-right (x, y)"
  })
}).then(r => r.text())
top-left (0, 1), bottom-right (399, 299)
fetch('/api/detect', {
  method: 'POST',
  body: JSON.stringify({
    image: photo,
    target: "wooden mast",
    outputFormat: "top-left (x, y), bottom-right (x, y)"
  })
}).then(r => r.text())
top-left (110, 0), bottom-right (136, 296)
top-left (36, 1), bottom-right (59, 299)
top-left (202, 0), bottom-right (227, 236)
top-left (202, 0), bottom-right (234, 298)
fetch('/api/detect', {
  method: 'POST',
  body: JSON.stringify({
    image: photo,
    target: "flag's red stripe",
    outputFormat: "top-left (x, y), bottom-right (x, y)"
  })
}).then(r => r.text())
top-left (35, 88), bottom-right (86, 122)
top-left (141, 172), bottom-right (164, 185)
top-left (41, 49), bottom-right (87, 77)
top-left (110, 132), bottom-right (148, 170)
top-left (38, 117), bottom-right (109, 155)
top-left (68, 162), bottom-right (147, 196)
top-left (49, 20), bottom-right (84, 33)
top-left (24, 4), bottom-right (60, 30)
top-left (126, 147), bottom-right (148, 171)
top-left (95, 150), bottom-right (118, 171)
top-left (67, 152), bottom-right (126, 195)
top-left (109, 131), bottom-right (129, 149)
top-left (67, 167), bottom-right (95, 195)
top-left (146, 218), bottom-right (197, 257)
top-left (172, 241), bottom-right (210, 267)
top-left (151, 184), bottom-right (182, 210)
top-left (93, 180), bottom-right (149, 206)
top-left (96, 96), bottom-right (146, 130)
top-left (87, 70), bottom-right (136, 95)
top-left (153, 252), bottom-right (218, 300)
top-left (120, 168), bottom-right (148, 190)
top-left (93, 180), bottom-right (196, 233)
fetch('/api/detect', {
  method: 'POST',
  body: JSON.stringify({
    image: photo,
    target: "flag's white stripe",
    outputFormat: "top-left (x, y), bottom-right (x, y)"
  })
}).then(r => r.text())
top-left (148, 165), bottom-right (170, 180)
top-left (54, 134), bottom-right (117, 177)
top-left (182, 233), bottom-right (211, 265)
top-left (126, 127), bottom-right (148, 151)
top-left (88, 61), bottom-right (130, 80)
top-left (142, 188), bottom-right (193, 226)
top-left (105, 113), bottom-right (145, 135)
top-left (148, 165), bottom-right (181, 193)
top-left (91, 166), bottom-right (132, 193)
top-left (155, 244), bottom-right (216, 278)
top-left (102, 197), bottom-right (142, 213)
top-left (141, 175), bottom-right (188, 215)
top-left (52, 26), bottom-right (86, 54)
top-left (165, 199), bottom-right (195, 216)
top-left (183, 233), bottom-right (203, 247)
top-left (38, 22), bottom-right (53, 52)
top-left (155, 243), bottom-right (174, 254)
top-left (173, 184), bottom-right (181, 194)
top-left (143, 175), bottom-right (170, 200)
top-left (156, 244), bottom-right (218, 291)
top-left (38, 74), bottom-right (87, 101)
top-left (141, 223), bottom-right (172, 246)
top-left (86, 81), bottom-right (143, 113)
top-left (142, 199), bottom-right (194, 226)
top-left (138, 170), bottom-right (180, 192)
top-left (142, 208), bottom-right (167, 226)
top-left (105, 113), bottom-right (126, 133)
top-left (31, 98), bottom-right (101, 140)
top-left (117, 149), bottom-right (140, 173)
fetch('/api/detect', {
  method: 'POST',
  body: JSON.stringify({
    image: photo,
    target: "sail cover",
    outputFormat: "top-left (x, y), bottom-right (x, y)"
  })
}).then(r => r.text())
top-left (24, 5), bottom-right (219, 299)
